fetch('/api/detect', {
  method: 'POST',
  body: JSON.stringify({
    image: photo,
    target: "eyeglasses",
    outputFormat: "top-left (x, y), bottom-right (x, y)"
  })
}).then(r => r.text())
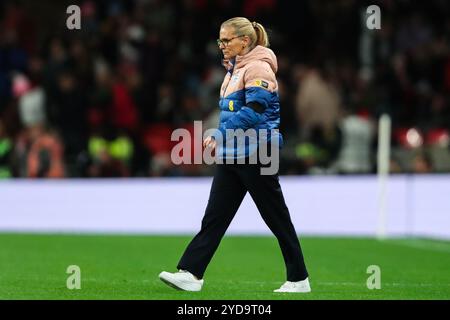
top-left (216, 36), bottom-right (242, 47)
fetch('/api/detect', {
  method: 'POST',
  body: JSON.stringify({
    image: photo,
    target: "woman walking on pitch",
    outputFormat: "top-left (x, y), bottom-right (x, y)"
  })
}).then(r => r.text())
top-left (159, 17), bottom-right (310, 293)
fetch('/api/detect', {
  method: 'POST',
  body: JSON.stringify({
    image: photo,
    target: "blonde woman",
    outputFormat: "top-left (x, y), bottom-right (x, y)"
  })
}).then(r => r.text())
top-left (160, 17), bottom-right (310, 293)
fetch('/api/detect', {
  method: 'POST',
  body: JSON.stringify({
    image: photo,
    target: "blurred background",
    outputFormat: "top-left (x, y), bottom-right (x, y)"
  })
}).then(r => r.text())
top-left (1, 1), bottom-right (450, 301)
top-left (0, 0), bottom-right (450, 179)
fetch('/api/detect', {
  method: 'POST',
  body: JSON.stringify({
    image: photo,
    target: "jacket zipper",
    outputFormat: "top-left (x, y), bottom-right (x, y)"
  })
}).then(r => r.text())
top-left (222, 70), bottom-right (234, 98)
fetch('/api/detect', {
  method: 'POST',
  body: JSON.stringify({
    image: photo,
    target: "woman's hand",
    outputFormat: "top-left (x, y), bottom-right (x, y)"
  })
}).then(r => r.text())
top-left (203, 136), bottom-right (217, 149)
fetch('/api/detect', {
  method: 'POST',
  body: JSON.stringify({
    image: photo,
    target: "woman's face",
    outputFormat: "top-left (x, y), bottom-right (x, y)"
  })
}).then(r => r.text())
top-left (218, 26), bottom-right (248, 60)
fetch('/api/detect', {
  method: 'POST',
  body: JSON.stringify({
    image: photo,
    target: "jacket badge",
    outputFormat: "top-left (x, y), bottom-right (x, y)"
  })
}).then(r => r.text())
top-left (255, 80), bottom-right (269, 89)
top-left (228, 100), bottom-right (234, 111)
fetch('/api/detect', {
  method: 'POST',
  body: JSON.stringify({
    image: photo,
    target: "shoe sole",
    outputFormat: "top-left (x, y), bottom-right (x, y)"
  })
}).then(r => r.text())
top-left (274, 288), bottom-right (311, 293)
top-left (159, 273), bottom-right (202, 292)
top-left (159, 275), bottom-right (184, 291)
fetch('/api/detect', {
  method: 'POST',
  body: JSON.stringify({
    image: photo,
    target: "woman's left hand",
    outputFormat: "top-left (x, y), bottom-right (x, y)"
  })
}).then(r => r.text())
top-left (203, 136), bottom-right (217, 149)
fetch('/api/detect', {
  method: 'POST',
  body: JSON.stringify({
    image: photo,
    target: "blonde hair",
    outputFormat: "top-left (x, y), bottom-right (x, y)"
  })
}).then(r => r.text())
top-left (221, 17), bottom-right (269, 49)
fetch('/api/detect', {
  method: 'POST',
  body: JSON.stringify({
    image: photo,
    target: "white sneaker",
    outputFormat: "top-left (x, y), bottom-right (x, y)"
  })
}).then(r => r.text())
top-left (274, 278), bottom-right (311, 293)
top-left (159, 270), bottom-right (204, 292)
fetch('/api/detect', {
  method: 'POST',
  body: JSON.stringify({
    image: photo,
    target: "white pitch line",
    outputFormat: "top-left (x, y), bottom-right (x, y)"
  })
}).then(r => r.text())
top-left (384, 239), bottom-right (450, 254)
top-left (218, 280), bottom-right (450, 287)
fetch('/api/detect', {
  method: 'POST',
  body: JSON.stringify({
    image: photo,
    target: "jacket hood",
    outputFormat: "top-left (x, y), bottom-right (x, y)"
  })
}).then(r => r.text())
top-left (234, 45), bottom-right (278, 73)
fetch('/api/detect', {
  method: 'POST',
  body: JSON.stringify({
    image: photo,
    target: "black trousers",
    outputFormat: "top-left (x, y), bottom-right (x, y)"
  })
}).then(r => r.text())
top-left (177, 160), bottom-right (309, 281)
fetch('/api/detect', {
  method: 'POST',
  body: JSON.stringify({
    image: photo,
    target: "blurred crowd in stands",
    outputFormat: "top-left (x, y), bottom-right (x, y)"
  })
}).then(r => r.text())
top-left (1, 0), bottom-right (450, 178)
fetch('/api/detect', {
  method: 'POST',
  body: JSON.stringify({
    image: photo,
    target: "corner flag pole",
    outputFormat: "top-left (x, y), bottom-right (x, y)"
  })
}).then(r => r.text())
top-left (377, 114), bottom-right (391, 240)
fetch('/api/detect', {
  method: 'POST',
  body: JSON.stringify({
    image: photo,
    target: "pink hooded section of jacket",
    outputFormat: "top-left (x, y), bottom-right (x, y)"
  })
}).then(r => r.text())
top-left (220, 45), bottom-right (279, 99)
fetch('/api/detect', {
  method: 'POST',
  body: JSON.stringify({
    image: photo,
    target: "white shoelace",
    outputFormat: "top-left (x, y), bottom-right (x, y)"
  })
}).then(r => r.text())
top-left (280, 281), bottom-right (308, 290)
top-left (280, 281), bottom-right (297, 289)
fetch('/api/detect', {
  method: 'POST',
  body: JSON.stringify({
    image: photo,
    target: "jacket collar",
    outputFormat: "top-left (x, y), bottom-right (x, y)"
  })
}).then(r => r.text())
top-left (235, 45), bottom-right (278, 73)
top-left (222, 58), bottom-right (235, 74)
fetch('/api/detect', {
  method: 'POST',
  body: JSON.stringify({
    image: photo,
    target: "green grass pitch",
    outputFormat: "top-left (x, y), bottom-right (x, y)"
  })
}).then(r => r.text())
top-left (0, 233), bottom-right (449, 299)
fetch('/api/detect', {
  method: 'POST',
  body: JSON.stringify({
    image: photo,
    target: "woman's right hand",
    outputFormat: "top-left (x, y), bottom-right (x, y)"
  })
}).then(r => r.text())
top-left (203, 136), bottom-right (217, 149)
